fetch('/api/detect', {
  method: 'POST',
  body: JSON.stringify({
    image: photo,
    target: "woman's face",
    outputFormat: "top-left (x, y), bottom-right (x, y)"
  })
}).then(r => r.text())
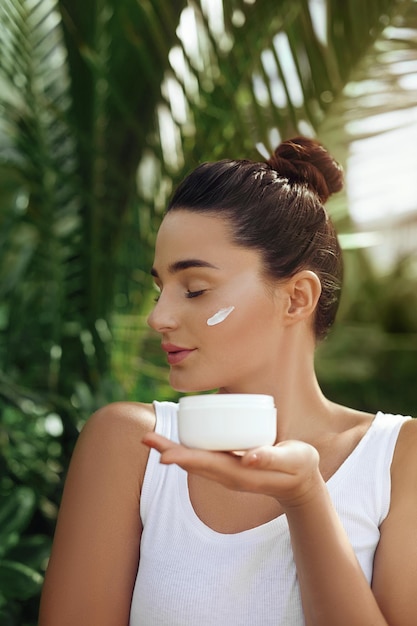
top-left (147, 210), bottom-right (286, 393)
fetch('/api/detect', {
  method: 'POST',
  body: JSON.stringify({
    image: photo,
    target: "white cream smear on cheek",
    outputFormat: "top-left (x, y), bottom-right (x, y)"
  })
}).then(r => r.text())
top-left (206, 306), bottom-right (235, 326)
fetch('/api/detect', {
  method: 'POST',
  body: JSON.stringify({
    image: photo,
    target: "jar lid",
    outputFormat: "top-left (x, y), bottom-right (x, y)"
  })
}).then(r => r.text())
top-left (178, 393), bottom-right (275, 408)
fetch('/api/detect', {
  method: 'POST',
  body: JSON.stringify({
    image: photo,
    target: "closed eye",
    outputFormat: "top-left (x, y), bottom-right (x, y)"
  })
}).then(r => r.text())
top-left (153, 284), bottom-right (161, 303)
top-left (186, 290), bottom-right (206, 299)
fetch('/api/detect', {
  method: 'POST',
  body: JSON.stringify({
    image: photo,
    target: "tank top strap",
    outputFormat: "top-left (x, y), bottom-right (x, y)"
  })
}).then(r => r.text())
top-left (152, 400), bottom-right (179, 439)
top-left (327, 411), bottom-right (412, 526)
top-left (140, 401), bottom-right (179, 524)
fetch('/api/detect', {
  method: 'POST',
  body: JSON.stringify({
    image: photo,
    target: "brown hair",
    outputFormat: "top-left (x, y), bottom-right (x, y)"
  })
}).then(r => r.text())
top-left (167, 136), bottom-right (344, 340)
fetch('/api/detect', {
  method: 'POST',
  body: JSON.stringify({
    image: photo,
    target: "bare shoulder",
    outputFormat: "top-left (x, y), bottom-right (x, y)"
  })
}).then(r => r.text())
top-left (391, 416), bottom-right (417, 486)
top-left (86, 400), bottom-right (156, 434)
top-left (75, 401), bottom-right (156, 489)
top-left (39, 402), bottom-right (157, 625)
top-left (381, 416), bottom-right (417, 523)
top-left (371, 417), bottom-right (417, 622)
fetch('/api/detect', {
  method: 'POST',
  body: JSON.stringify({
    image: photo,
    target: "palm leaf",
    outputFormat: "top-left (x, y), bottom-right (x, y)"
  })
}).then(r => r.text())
top-left (0, 0), bottom-right (188, 402)
top-left (1, 0), bottom-right (416, 401)
top-left (116, 0), bottom-right (417, 394)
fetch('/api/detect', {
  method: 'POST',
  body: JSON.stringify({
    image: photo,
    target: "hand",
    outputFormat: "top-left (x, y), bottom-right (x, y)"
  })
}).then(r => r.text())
top-left (142, 433), bottom-right (322, 509)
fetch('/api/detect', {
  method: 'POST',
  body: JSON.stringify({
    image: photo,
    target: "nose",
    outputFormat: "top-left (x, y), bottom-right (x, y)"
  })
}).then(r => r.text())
top-left (147, 293), bottom-right (179, 333)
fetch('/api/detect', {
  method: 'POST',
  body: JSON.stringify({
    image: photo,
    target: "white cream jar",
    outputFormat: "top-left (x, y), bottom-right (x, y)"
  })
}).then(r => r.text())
top-left (177, 394), bottom-right (277, 451)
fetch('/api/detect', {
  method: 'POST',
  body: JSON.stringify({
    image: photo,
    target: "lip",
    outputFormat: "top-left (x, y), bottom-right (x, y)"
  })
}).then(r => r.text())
top-left (161, 343), bottom-right (196, 365)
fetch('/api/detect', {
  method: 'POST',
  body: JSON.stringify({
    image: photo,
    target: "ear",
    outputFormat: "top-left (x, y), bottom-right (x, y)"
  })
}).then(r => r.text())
top-left (282, 270), bottom-right (322, 325)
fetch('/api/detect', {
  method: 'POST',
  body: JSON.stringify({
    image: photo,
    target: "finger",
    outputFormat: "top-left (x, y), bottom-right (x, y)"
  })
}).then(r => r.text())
top-left (143, 432), bottom-right (237, 473)
top-left (142, 431), bottom-right (181, 454)
top-left (142, 432), bottom-right (201, 467)
top-left (161, 445), bottom-right (240, 472)
top-left (241, 441), bottom-right (319, 474)
top-left (241, 444), bottom-right (295, 473)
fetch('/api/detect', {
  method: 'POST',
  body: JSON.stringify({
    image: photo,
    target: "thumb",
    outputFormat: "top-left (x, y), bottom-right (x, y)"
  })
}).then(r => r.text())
top-left (241, 445), bottom-right (286, 470)
top-left (241, 440), bottom-right (319, 472)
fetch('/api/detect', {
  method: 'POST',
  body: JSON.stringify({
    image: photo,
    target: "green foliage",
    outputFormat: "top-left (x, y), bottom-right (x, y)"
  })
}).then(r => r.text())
top-left (316, 254), bottom-right (417, 416)
top-left (0, 486), bottom-right (50, 624)
top-left (0, 392), bottom-right (60, 623)
top-left (0, 0), bottom-right (416, 621)
top-left (0, 372), bottom-right (124, 621)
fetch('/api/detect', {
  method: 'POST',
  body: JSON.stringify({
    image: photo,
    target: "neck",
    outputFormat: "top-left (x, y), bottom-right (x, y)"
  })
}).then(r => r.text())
top-left (220, 328), bottom-right (334, 443)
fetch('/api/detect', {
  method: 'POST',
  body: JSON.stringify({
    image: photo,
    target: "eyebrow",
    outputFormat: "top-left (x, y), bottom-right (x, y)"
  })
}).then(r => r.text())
top-left (150, 259), bottom-right (220, 278)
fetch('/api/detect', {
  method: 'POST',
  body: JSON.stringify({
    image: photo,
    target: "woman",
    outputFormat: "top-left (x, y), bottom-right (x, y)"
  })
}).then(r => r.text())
top-left (39, 137), bottom-right (417, 625)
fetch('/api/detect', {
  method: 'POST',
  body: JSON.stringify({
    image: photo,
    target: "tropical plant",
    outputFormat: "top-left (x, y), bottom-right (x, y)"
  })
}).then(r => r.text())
top-left (0, 486), bottom-right (49, 623)
top-left (1, 0), bottom-right (417, 622)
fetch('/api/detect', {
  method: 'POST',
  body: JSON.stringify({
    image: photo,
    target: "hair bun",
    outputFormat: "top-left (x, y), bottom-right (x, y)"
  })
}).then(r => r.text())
top-left (266, 136), bottom-right (343, 203)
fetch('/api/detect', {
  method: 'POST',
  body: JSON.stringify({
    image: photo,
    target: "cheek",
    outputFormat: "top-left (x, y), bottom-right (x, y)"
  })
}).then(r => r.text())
top-left (205, 299), bottom-right (274, 346)
top-left (206, 306), bottom-right (235, 326)
top-left (194, 282), bottom-right (277, 346)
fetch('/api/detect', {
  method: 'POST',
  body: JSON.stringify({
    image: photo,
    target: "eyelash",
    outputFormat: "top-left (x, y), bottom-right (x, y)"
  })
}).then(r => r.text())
top-left (153, 289), bottom-right (206, 303)
top-left (186, 289), bottom-right (206, 299)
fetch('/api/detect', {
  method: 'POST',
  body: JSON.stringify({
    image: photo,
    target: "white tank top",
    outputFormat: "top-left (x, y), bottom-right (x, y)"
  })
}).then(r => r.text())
top-left (130, 402), bottom-right (410, 626)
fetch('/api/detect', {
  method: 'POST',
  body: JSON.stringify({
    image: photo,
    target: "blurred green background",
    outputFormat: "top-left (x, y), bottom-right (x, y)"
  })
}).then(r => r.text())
top-left (1, 0), bottom-right (416, 623)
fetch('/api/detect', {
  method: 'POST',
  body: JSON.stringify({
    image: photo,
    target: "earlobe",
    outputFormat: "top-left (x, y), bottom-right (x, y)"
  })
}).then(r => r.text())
top-left (285, 270), bottom-right (322, 322)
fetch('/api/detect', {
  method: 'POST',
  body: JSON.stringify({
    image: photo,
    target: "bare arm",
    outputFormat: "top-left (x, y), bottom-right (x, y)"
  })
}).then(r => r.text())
top-left (372, 418), bottom-right (417, 626)
top-left (143, 422), bottom-right (417, 625)
top-left (284, 475), bottom-right (387, 625)
top-left (39, 402), bottom-right (155, 626)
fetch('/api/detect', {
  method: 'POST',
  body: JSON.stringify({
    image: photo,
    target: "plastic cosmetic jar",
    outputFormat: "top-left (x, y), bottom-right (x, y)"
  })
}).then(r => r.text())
top-left (177, 394), bottom-right (277, 451)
